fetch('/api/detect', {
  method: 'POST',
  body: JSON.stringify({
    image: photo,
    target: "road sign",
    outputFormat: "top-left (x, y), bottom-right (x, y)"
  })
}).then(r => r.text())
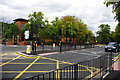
top-left (24, 31), bottom-right (29, 39)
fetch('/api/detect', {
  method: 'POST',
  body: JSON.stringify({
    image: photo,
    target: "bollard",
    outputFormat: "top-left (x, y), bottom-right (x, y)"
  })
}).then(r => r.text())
top-left (26, 45), bottom-right (31, 54)
top-left (53, 43), bottom-right (55, 47)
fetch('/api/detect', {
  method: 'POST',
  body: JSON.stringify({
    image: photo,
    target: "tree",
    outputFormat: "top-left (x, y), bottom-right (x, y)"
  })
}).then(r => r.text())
top-left (1, 22), bottom-right (11, 41)
top-left (26, 11), bottom-right (45, 42)
top-left (60, 16), bottom-right (72, 43)
top-left (114, 25), bottom-right (120, 43)
top-left (96, 24), bottom-right (111, 44)
top-left (6, 23), bottom-right (21, 40)
top-left (60, 16), bottom-right (93, 44)
top-left (26, 11), bottom-right (94, 44)
top-left (51, 17), bottom-right (63, 43)
top-left (105, 1), bottom-right (120, 24)
top-left (87, 30), bottom-right (94, 43)
top-left (104, 1), bottom-right (120, 43)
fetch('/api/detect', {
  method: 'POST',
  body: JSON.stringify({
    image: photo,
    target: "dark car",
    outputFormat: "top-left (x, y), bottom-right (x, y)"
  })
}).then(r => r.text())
top-left (105, 42), bottom-right (120, 52)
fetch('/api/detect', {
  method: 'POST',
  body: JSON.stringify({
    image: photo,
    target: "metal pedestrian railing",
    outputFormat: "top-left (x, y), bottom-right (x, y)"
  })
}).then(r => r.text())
top-left (23, 52), bottom-right (115, 80)
top-left (35, 43), bottom-right (94, 53)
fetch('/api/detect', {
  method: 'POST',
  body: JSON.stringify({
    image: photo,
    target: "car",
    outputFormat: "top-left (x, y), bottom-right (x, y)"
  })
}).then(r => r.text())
top-left (105, 42), bottom-right (120, 52)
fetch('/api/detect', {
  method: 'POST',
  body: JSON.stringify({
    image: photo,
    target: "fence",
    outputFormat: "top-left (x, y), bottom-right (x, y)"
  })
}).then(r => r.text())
top-left (23, 53), bottom-right (115, 80)
top-left (32, 43), bottom-right (94, 54)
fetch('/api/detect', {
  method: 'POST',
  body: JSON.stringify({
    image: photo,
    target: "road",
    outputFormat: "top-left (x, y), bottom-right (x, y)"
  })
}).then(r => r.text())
top-left (1, 45), bottom-right (119, 80)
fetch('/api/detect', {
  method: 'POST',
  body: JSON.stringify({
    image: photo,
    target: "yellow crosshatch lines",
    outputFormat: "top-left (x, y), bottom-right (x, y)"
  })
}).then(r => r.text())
top-left (2, 52), bottom-right (104, 80)
top-left (112, 53), bottom-right (120, 61)
top-left (13, 56), bottom-right (40, 80)
top-left (0, 56), bottom-right (21, 67)
top-left (40, 57), bottom-right (100, 79)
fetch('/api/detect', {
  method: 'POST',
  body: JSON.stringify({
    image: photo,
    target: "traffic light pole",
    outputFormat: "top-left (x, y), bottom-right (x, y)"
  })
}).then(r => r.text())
top-left (58, 28), bottom-right (62, 52)
top-left (31, 23), bottom-right (38, 55)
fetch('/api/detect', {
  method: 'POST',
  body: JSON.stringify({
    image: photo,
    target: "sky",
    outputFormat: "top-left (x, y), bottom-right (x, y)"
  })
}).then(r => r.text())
top-left (0, 0), bottom-right (118, 35)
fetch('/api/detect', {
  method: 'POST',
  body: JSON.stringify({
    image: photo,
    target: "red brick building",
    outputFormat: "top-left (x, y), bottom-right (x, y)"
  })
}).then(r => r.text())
top-left (13, 18), bottom-right (28, 44)
top-left (14, 18), bottom-right (28, 30)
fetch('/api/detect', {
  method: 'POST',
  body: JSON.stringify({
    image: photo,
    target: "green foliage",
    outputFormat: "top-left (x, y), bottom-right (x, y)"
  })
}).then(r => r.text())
top-left (3, 11), bottom-right (94, 44)
top-left (60, 16), bottom-right (94, 43)
top-left (104, 1), bottom-right (120, 23)
top-left (96, 24), bottom-right (111, 44)
top-left (104, 1), bottom-right (120, 43)
top-left (6, 23), bottom-right (21, 39)
top-left (114, 25), bottom-right (120, 43)
top-left (26, 11), bottom-right (45, 40)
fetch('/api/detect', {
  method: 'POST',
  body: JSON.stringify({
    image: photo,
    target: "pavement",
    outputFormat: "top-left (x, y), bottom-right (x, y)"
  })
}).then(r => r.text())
top-left (104, 58), bottom-right (120, 80)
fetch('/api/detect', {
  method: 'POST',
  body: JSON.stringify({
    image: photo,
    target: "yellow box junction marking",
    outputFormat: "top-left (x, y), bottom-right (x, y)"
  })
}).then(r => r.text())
top-left (13, 56), bottom-right (40, 80)
top-left (13, 52), bottom-right (102, 79)
top-left (0, 56), bottom-right (21, 67)
top-left (41, 56), bottom-right (100, 79)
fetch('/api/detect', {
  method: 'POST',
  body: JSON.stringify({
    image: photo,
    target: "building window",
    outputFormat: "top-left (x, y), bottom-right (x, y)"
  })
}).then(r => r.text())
top-left (22, 23), bottom-right (25, 29)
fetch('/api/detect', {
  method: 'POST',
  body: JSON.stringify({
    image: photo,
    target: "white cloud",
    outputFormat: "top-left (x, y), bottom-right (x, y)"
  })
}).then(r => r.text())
top-left (0, 0), bottom-right (118, 35)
